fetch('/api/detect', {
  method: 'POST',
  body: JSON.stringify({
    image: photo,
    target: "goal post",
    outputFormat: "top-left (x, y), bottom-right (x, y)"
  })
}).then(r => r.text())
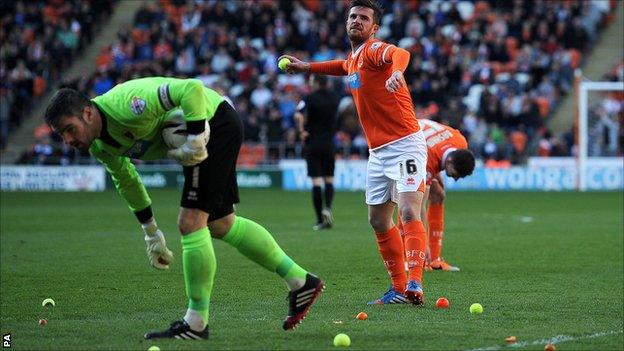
top-left (577, 79), bottom-right (624, 191)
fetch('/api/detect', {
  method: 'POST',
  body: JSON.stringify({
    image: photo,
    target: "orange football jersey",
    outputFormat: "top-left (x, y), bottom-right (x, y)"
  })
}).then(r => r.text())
top-left (418, 119), bottom-right (468, 180)
top-left (343, 38), bottom-right (419, 149)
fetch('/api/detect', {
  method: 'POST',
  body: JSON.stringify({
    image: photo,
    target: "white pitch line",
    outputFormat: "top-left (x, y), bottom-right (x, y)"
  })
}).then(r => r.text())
top-left (467, 330), bottom-right (623, 351)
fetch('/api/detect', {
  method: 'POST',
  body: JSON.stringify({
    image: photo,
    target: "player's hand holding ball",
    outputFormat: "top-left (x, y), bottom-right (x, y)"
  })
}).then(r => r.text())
top-left (385, 70), bottom-right (406, 93)
top-left (277, 55), bottom-right (309, 74)
top-left (278, 58), bottom-right (291, 71)
top-left (142, 219), bottom-right (174, 270)
top-left (167, 133), bottom-right (209, 166)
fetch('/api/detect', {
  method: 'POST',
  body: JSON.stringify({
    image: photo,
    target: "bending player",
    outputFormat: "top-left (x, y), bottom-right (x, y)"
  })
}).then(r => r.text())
top-left (280, 0), bottom-right (428, 305)
top-left (396, 119), bottom-right (475, 271)
top-left (45, 77), bottom-right (324, 340)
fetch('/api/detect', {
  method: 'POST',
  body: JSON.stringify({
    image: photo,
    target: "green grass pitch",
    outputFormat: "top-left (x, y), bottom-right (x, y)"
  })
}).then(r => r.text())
top-left (1, 189), bottom-right (623, 350)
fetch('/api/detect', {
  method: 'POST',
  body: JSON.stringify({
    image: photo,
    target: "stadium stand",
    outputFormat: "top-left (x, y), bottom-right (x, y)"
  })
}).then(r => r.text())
top-left (14, 0), bottom-right (619, 165)
top-left (0, 0), bottom-right (115, 151)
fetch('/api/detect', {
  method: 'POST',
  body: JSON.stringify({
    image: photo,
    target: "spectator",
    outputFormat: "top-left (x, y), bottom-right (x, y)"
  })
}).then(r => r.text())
top-left (92, 72), bottom-right (114, 96)
top-left (0, 85), bottom-right (13, 149)
top-left (591, 105), bottom-right (620, 156)
top-left (250, 82), bottom-right (273, 110)
top-left (32, 136), bottom-right (53, 165)
top-left (21, 0), bottom-right (617, 164)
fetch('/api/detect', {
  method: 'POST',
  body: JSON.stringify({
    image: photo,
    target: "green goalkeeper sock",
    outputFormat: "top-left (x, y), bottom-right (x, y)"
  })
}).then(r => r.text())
top-left (221, 216), bottom-right (308, 290)
top-left (181, 227), bottom-right (216, 330)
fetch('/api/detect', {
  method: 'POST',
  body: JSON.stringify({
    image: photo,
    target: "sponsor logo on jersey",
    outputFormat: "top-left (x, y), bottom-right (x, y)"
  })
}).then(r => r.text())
top-left (130, 96), bottom-right (147, 115)
top-left (347, 72), bottom-right (361, 89)
top-left (371, 42), bottom-right (382, 51)
top-left (406, 177), bottom-right (415, 185)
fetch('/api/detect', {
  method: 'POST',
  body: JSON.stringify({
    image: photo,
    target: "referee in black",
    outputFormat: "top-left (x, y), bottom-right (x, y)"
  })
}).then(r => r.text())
top-left (294, 75), bottom-right (339, 230)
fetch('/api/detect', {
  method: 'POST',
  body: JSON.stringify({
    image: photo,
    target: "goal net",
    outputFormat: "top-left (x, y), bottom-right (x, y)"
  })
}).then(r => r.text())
top-left (578, 80), bottom-right (624, 191)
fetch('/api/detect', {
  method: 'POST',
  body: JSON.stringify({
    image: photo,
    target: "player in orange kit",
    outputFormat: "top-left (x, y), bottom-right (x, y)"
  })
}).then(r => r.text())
top-left (396, 119), bottom-right (475, 271)
top-left (279, 0), bottom-right (428, 305)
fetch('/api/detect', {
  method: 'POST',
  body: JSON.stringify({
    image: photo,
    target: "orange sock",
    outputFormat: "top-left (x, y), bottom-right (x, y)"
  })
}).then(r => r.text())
top-left (375, 226), bottom-right (407, 293)
top-left (403, 220), bottom-right (427, 284)
top-left (428, 204), bottom-right (444, 261)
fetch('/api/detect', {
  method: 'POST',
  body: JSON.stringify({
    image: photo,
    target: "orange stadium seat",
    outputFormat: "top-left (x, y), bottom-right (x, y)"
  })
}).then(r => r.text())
top-left (510, 130), bottom-right (527, 154)
top-left (33, 123), bottom-right (52, 140)
top-left (506, 37), bottom-right (519, 61)
top-left (237, 143), bottom-right (267, 167)
top-left (33, 76), bottom-right (47, 98)
top-left (536, 97), bottom-right (550, 118)
top-left (568, 49), bottom-right (582, 69)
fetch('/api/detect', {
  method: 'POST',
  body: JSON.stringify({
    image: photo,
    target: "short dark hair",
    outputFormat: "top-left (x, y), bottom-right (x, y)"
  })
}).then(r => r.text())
top-left (45, 88), bottom-right (91, 129)
top-left (449, 149), bottom-right (476, 178)
top-left (349, 0), bottom-right (384, 25)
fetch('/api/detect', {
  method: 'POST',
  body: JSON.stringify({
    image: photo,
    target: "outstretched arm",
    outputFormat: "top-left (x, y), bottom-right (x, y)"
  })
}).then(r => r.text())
top-left (92, 149), bottom-right (151, 214)
top-left (91, 149), bottom-right (173, 269)
top-left (278, 54), bottom-right (348, 76)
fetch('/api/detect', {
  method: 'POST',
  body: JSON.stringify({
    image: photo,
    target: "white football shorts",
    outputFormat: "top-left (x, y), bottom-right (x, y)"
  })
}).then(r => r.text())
top-left (365, 132), bottom-right (427, 205)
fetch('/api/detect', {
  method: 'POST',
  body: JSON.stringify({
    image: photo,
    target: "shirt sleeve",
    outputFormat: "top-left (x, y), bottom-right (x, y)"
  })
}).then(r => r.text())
top-left (91, 146), bottom-right (151, 213)
top-left (363, 41), bottom-right (397, 67)
top-left (296, 98), bottom-right (307, 113)
top-left (309, 60), bottom-right (348, 76)
top-left (157, 78), bottom-right (208, 122)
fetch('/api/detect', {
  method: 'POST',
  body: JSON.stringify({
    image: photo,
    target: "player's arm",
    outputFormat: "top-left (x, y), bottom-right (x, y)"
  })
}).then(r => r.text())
top-left (294, 99), bottom-right (309, 141)
top-left (428, 174), bottom-right (446, 204)
top-left (160, 78), bottom-right (210, 166)
top-left (277, 54), bottom-right (347, 76)
top-left (380, 45), bottom-right (410, 92)
top-left (92, 149), bottom-right (151, 213)
top-left (91, 148), bottom-right (174, 269)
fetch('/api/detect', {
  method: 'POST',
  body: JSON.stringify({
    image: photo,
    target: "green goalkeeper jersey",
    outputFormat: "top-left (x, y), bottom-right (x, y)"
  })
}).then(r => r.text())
top-left (90, 77), bottom-right (225, 213)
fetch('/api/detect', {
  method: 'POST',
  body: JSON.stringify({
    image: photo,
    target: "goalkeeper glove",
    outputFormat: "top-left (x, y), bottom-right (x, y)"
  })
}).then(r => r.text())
top-left (167, 131), bottom-right (209, 167)
top-left (142, 219), bottom-right (174, 270)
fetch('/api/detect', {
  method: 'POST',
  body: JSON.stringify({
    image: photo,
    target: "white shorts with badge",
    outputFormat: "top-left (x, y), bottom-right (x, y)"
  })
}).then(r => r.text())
top-left (366, 132), bottom-right (427, 205)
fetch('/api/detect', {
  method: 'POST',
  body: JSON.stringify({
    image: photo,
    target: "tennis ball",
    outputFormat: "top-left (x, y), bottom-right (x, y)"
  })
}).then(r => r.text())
top-left (333, 333), bottom-right (351, 347)
top-left (147, 346), bottom-right (160, 351)
top-left (356, 312), bottom-right (368, 320)
top-left (38, 319), bottom-right (47, 326)
top-left (42, 298), bottom-right (55, 307)
top-left (278, 57), bottom-right (291, 71)
top-left (435, 297), bottom-right (450, 309)
top-left (469, 303), bottom-right (483, 314)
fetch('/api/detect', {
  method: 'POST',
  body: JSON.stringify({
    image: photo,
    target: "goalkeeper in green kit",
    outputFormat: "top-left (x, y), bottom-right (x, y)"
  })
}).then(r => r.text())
top-left (45, 77), bottom-right (325, 339)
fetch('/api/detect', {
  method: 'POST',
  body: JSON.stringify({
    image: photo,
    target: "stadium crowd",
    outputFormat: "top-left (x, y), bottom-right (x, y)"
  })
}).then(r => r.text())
top-left (0, 0), bottom-right (115, 151)
top-left (13, 0), bottom-right (620, 165)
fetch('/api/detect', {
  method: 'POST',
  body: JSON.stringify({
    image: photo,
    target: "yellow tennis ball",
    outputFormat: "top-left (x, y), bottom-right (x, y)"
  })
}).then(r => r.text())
top-left (470, 303), bottom-right (483, 314)
top-left (278, 58), bottom-right (291, 71)
top-left (147, 346), bottom-right (160, 351)
top-left (333, 333), bottom-right (351, 347)
top-left (42, 298), bottom-right (55, 307)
